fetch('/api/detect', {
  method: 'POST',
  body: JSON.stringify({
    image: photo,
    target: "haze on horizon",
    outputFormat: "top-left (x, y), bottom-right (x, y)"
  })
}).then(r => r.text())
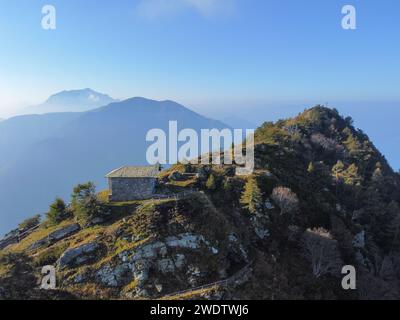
top-left (1, 0), bottom-right (400, 116)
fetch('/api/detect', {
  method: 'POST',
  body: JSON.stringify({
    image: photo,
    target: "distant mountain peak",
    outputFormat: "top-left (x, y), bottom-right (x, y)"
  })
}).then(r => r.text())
top-left (95, 97), bottom-right (190, 113)
top-left (117, 97), bottom-right (179, 105)
top-left (23, 89), bottom-right (117, 115)
top-left (45, 88), bottom-right (115, 105)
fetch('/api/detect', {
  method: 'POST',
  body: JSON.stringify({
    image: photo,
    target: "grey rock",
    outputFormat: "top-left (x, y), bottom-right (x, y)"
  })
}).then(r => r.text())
top-left (110, 233), bottom-right (217, 294)
top-left (123, 233), bottom-right (216, 264)
top-left (157, 254), bottom-right (186, 274)
top-left (28, 238), bottom-right (49, 251)
top-left (174, 254), bottom-right (186, 268)
top-left (57, 242), bottom-right (99, 270)
top-left (96, 263), bottom-right (132, 287)
top-left (133, 259), bottom-right (151, 286)
top-left (49, 223), bottom-right (80, 242)
top-left (164, 233), bottom-right (207, 250)
top-left (157, 259), bottom-right (176, 273)
top-left (29, 223), bottom-right (80, 250)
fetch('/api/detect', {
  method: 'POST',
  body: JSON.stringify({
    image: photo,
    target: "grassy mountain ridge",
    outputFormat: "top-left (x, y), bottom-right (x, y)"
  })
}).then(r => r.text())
top-left (1, 106), bottom-right (400, 300)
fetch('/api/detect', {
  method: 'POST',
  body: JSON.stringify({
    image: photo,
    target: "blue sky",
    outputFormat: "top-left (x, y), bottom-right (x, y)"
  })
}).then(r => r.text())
top-left (0, 0), bottom-right (399, 117)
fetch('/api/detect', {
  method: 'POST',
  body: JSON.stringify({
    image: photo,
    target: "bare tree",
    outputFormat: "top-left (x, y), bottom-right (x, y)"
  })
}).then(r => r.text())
top-left (301, 228), bottom-right (342, 278)
top-left (271, 187), bottom-right (299, 215)
top-left (310, 133), bottom-right (338, 152)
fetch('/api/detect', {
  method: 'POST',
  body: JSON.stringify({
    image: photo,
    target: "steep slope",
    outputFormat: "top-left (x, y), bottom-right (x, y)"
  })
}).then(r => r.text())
top-left (1, 106), bottom-right (400, 300)
top-left (0, 98), bottom-right (229, 235)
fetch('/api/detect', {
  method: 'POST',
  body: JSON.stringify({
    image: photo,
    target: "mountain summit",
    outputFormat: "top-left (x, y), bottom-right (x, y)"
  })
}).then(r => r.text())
top-left (24, 89), bottom-right (116, 114)
top-left (2, 106), bottom-right (400, 300)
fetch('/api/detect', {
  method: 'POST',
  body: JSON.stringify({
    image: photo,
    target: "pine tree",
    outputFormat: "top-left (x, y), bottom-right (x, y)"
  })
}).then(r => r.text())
top-left (344, 164), bottom-right (361, 186)
top-left (332, 160), bottom-right (346, 197)
top-left (240, 178), bottom-right (263, 214)
top-left (344, 132), bottom-right (361, 153)
top-left (46, 197), bottom-right (68, 225)
top-left (332, 160), bottom-right (345, 183)
top-left (71, 182), bottom-right (105, 225)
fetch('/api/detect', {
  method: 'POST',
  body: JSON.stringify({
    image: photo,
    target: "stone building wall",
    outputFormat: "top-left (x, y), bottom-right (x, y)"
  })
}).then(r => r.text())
top-left (109, 177), bottom-right (156, 201)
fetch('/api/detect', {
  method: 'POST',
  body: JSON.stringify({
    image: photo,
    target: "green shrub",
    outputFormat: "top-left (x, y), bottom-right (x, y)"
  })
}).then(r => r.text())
top-left (72, 182), bottom-right (107, 225)
top-left (46, 198), bottom-right (69, 226)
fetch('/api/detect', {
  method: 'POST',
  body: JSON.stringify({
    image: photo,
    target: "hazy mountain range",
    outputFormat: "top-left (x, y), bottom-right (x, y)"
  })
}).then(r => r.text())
top-left (0, 91), bottom-right (228, 235)
top-left (1, 89), bottom-right (399, 236)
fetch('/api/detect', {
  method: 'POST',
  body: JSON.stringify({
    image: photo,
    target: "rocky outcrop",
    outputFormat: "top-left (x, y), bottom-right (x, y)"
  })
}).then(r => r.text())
top-left (57, 242), bottom-right (100, 270)
top-left (96, 263), bottom-right (132, 287)
top-left (95, 233), bottom-right (220, 297)
top-left (29, 224), bottom-right (80, 250)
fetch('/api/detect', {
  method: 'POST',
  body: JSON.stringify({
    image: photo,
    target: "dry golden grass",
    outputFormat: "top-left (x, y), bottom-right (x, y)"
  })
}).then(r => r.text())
top-left (67, 225), bottom-right (106, 248)
top-left (160, 285), bottom-right (220, 300)
top-left (66, 283), bottom-right (114, 300)
top-left (3, 220), bottom-right (73, 253)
